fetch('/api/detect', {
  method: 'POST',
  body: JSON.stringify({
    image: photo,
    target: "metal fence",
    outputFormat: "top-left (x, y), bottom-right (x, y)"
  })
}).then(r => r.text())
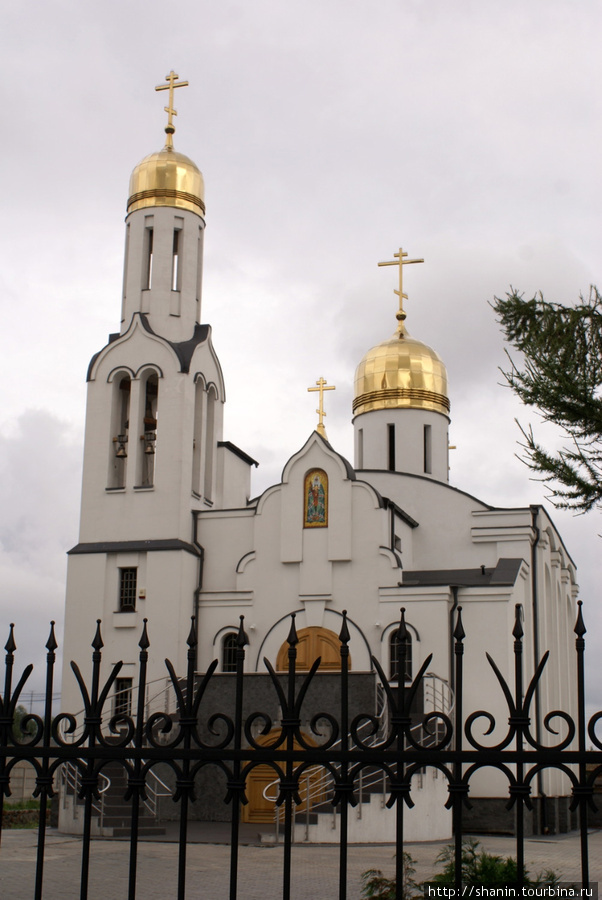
top-left (1, 603), bottom-right (601, 899)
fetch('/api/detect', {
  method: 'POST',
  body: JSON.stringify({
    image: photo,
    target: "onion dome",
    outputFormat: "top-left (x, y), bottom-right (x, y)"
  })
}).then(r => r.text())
top-left (127, 146), bottom-right (205, 217)
top-left (353, 327), bottom-right (450, 417)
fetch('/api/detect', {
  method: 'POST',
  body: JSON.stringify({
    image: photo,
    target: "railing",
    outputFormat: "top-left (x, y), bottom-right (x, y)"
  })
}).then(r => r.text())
top-left (264, 672), bottom-right (453, 841)
top-left (60, 759), bottom-right (111, 827)
top-left (1, 604), bottom-right (601, 900)
top-left (59, 756), bottom-right (170, 826)
top-left (59, 674), bottom-right (181, 745)
top-left (144, 768), bottom-right (172, 819)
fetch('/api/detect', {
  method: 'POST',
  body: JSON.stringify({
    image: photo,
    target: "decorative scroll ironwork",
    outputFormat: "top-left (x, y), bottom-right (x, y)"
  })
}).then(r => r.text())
top-left (1, 604), bottom-right (601, 900)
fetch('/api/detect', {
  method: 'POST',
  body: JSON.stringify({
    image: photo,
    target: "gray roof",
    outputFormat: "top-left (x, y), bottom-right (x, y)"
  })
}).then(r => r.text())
top-left (400, 558), bottom-right (523, 588)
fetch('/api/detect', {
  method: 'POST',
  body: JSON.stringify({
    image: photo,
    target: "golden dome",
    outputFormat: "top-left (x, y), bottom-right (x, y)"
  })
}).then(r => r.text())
top-left (353, 327), bottom-right (450, 417)
top-left (127, 146), bottom-right (205, 216)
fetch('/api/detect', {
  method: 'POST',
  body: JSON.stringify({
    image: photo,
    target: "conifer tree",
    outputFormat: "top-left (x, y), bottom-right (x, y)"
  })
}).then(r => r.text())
top-left (493, 287), bottom-right (602, 513)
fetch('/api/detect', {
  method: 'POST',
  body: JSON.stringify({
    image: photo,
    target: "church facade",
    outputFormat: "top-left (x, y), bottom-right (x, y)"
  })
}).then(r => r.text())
top-left (60, 77), bottom-right (579, 838)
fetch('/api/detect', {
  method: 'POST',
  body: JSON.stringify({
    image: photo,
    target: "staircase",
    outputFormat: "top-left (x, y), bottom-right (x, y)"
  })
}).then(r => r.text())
top-left (59, 759), bottom-right (169, 837)
top-left (58, 675), bottom-right (179, 837)
top-left (261, 674), bottom-right (453, 844)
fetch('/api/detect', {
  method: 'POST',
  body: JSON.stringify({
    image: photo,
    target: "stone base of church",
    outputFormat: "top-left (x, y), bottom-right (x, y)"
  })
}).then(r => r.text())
top-left (462, 796), bottom-right (578, 836)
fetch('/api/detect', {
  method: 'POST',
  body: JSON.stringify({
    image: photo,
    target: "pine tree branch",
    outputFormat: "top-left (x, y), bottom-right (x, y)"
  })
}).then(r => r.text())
top-left (493, 287), bottom-right (602, 513)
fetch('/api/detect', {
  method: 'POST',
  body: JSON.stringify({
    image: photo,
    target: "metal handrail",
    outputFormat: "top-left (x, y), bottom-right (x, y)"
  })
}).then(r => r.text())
top-left (143, 768), bottom-right (172, 819)
top-left (60, 674), bottom-right (181, 744)
top-left (60, 760), bottom-right (111, 826)
top-left (264, 672), bottom-right (454, 840)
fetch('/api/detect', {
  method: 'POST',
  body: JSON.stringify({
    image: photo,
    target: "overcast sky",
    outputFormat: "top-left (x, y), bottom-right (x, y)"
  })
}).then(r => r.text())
top-left (2, 0), bottom-right (601, 716)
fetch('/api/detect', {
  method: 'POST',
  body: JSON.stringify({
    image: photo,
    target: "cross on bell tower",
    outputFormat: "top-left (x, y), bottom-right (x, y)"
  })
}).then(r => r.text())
top-left (155, 70), bottom-right (189, 148)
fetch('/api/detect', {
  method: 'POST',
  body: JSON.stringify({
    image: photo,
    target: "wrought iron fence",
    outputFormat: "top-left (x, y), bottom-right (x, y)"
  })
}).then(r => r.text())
top-left (1, 603), bottom-right (601, 900)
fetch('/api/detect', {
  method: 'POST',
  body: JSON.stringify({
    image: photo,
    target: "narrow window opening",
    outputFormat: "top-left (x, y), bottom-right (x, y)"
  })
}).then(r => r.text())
top-left (140, 375), bottom-right (158, 487)
top-left (109, 377), bottom-right (131, 488)
top-left (424, 424), bottom-right (432, 474)
top-left (191, 381), bottom-right (204, 496)
top-left (119, 567), bottom-right (137, 612)
top-left (387, 424), bottom-right (395, 471)
top-left (171, 229), bottom-right (180, 291)
top-left (145, 227), bottom-right (154, 289)
top-left (390, 630), bottom-right (412, 682)
top-left (114, 677), bottom-right (133, 717)
top-left (222, 633), bottom-right (238, 673)
top-left (196, 227), bottom-right (204, 303)
top-left (357, 428), bottom-right (364, 469)
top-left (203, 388), bottom-right (216, 501)
top-left (122, 223), bottom-right (130, 305)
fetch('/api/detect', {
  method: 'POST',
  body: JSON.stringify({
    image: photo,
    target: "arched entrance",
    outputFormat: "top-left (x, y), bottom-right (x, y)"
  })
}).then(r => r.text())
top-left (276, 626), bottom-right (351, 672)
top-left (241, 731), bottom-right (323, 824)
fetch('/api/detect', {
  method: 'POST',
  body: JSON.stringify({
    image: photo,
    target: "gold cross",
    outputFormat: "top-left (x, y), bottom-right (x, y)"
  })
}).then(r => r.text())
top-left (155, 70), bottom-right (189, 147)
top-left (378, 247), bottom-right (424, 333)
top-left (308, 377), bottom-right (336, 439)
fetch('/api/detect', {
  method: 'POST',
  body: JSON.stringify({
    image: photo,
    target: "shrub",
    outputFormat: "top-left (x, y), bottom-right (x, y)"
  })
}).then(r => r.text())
top-left (360, 853), bottom-right (418, 899)
top-left (430, 838), bottom-right (559, 888)
top-left (360, 840), bottom-right (559, 898)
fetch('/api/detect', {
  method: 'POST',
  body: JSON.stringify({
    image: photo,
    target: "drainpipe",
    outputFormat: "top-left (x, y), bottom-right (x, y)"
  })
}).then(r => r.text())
top-left (449, 585), bottom-right (459, 696)
top-left (530, 504), bottom-right (546, 833)
top-left (192, 511), bottom-right (205, 672)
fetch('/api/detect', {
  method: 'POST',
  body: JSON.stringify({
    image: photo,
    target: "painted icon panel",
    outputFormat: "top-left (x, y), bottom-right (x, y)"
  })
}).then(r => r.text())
top-left (304, 469), bottom-right (328, 527)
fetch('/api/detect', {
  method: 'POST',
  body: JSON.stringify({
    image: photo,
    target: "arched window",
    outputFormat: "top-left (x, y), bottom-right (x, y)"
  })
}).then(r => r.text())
top-left (108, 374), bottom-right (131, 488)
top-left (191, 378), bottom-right (204, 497)
top-left (137, 372), bottom-right (158, 487)
top-left (203, 386), bottom-right (217, 502)
top-left (389, 629), bottom-right (412, 682)
top-left (222, 632), bottom-right (238, 673)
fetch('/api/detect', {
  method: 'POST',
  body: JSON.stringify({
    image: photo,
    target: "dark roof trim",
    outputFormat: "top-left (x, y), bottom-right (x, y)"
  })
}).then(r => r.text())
top-left (383, 497), bottom-right (419, 529)
top-left (68, 539), bottom-right (200, 557)
top-left (313, 431), bottom-right (356, 479)
top-left (138, 315), bottom-right (209, 374)
top-left (400, 558), bottom-right (523, 588)
top-left (218, 441), bottom-right (259, 467)
top-left (250, 431), bottom-right (358, 504)
top-left (529, 504), bottom-right (577, 569)
top-left (357, 468), bottom-right (494, 510)
top-left (86, 315), bottom-right (210, 380)
top-left (167, 321), bottom-right (210, 373)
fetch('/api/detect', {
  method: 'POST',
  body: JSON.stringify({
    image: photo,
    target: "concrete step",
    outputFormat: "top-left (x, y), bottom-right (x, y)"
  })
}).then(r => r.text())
top-left (110, 825), bottom-right (167, 837)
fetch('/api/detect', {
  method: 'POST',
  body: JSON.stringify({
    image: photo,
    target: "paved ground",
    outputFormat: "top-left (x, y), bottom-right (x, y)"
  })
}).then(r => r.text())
top-left (1, 827), bottom-right (600, 900)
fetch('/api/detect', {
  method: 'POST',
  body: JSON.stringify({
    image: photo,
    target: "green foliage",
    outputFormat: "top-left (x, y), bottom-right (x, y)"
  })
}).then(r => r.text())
top-left (430, 838), bottom-right (559, 887)
top-left (360, 840), bottom-right (559, 897)
top-left (493, 287), bottom-right (602, 512)
top-left (2, 801), bottom-right (48, 830)
top-left (360, 852), bottom-right (418, 899)
top-left (12, 704), bottom-right (35, 741)
top-left (4, 799), bottom-right (40, 811)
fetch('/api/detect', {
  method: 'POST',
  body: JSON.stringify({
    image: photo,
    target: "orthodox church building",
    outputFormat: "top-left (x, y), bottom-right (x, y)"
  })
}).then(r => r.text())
top-left (61, 76), bottom-right (579, 838)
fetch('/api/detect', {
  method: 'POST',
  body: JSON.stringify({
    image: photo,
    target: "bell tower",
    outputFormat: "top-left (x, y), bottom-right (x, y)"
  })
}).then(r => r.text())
top-left (62, 75), bottom-right (254, 704)
top-left (121, 71), bottom-right (206, 343)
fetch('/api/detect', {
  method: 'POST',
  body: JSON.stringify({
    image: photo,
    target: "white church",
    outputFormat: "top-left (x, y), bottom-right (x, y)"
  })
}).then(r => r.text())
top-left (60, 74), bottom-right (579, 840)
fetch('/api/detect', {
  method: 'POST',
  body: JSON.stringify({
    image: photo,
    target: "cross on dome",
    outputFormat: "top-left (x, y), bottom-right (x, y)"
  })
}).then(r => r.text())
top-left (378, 246), bottom-right (424, 334)
top-left (155, 70), bottom-right (189, 147)
top-left (308, 377), bottom-right (336, 439)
